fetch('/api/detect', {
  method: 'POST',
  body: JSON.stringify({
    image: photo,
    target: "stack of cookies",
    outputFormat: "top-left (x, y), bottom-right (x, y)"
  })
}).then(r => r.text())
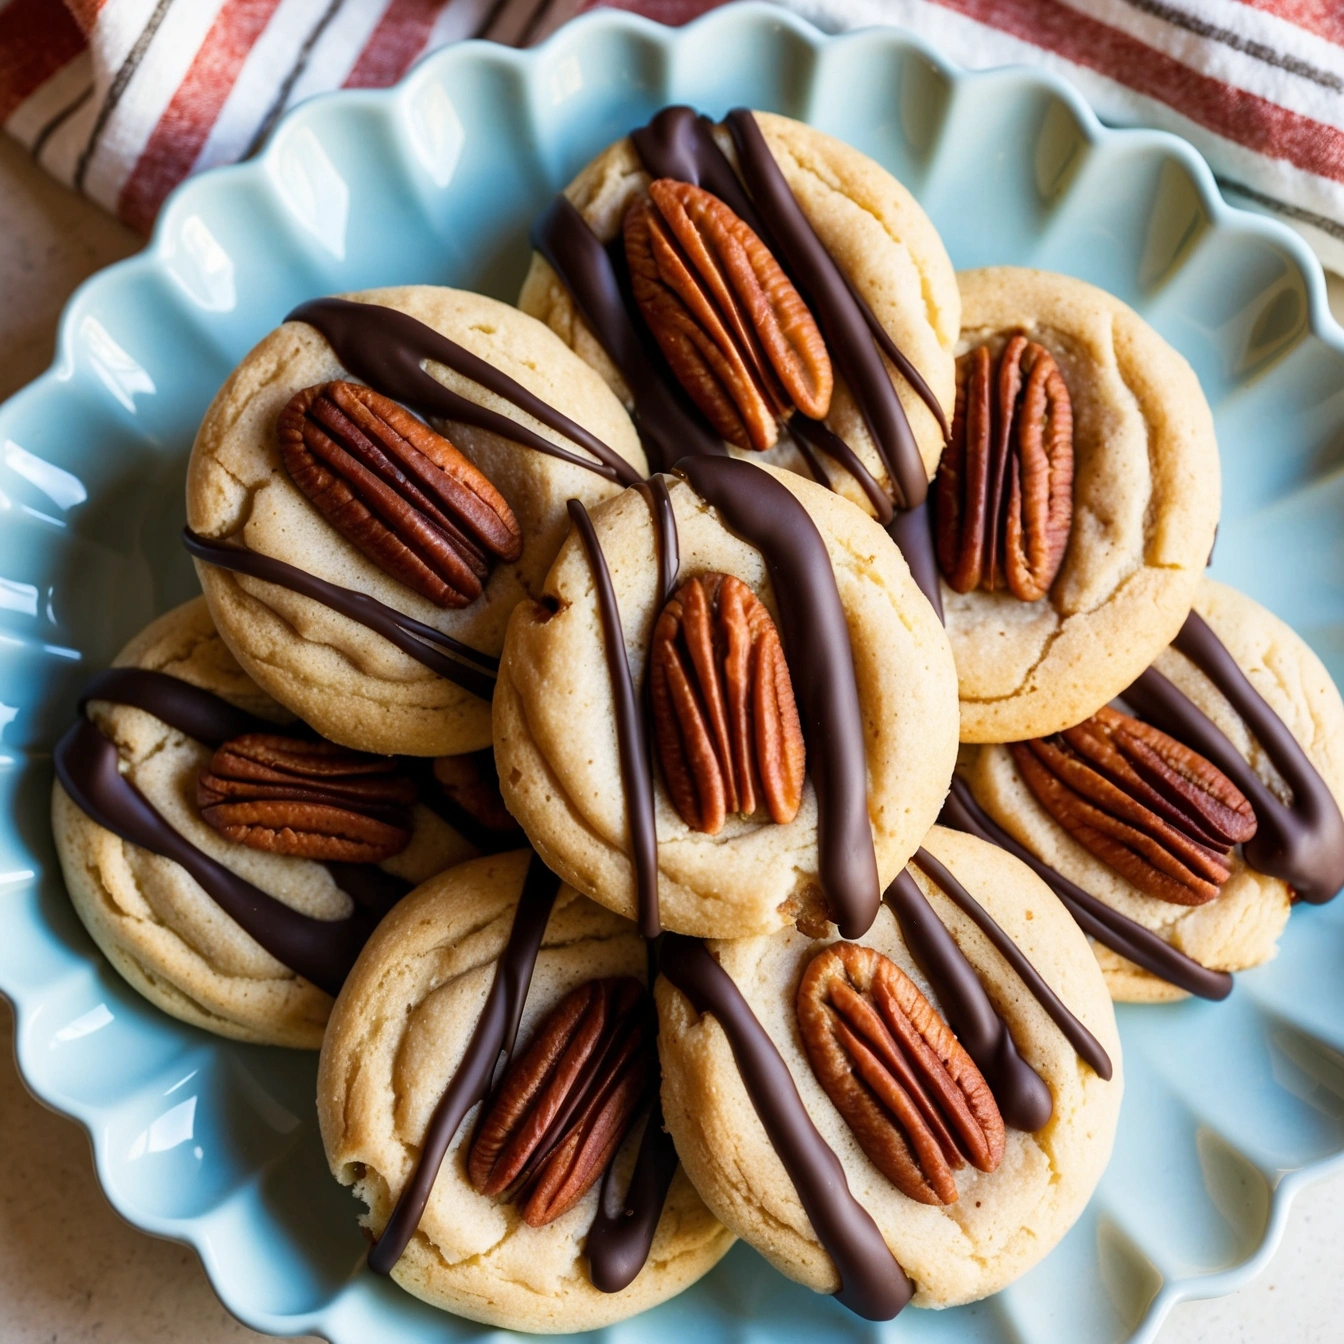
top-left (49, 105), bottom-right (1344, 1332)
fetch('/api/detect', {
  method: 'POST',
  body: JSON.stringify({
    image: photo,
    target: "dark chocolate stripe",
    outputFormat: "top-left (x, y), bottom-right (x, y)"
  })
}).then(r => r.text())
top-left (630, 106), bottom-right (764, 234)
top-left (55, 717), bottom-right (369, 997)
top-left (289, 297), bottom-right (641, 487)
top-left (80, 668), bottom-right (271, 745)
top-left (792, 415), bottom-right (893, 523)
top-left (886, 502), bottom-right (944, 623)
top-left (530, 195), bottom-right (725, 472)
top-left (723, 109), bottom-right (929, 516)
top-left (678, 456), bottom-right (879, 939)
top-left (82, 671), bottom-right (413, 908)
top-left (567, 500), bottom-right (661, 939)
top-left (659, 934), bottom-right (911, 1321)
top-left (634, 475), bottom-right (680, 610)
top-left (619, 107), bottom-right (945, 615)
top-left (587, 1097), bottom-right (681, 1293)
top-left (941, 778), bottom-right (1233, 1001)
top-left (1126, 611), bottom-right (1344, 905)
top-left (910, 849), bottom-right (1112, 1081)
top-left (885, 870), bottom-right (1054, 1131)
top-left (368, 852), bottom-right (559, 1275)
top-left (183, 528), bottom-right (498, 701)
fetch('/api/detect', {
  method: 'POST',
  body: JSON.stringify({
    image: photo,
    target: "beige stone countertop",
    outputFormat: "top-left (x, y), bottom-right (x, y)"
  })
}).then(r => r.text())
top-left (2, 129), bottom-right (1343, 1343)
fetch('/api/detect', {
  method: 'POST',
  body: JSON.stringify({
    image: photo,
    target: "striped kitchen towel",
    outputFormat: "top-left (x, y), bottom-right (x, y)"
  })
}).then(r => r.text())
top-left (3, 1), bottom-right (1344, 273)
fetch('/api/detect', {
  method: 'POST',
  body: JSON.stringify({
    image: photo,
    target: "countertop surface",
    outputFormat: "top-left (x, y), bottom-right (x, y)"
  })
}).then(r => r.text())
top-left (1, 129), bottom-right (1342, 1344)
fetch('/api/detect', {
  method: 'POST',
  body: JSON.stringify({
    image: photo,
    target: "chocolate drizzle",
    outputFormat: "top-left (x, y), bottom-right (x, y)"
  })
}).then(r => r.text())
top-left (941, 778), bottom-right (1234, 1001)
top-left (910, 849), bottom-right (1112, 1081)
top-left (721, 110), bottom-right (933, 516)
top-left (567, 500), bottom-right (661, 940)
top-left (587, 1097), bottom-right (681, 1293)
top-left (1126, 612), bottom-right (1344, 905)
top-left (659, 934), bottom-right (911, 1321)
top-left (679, 456), bottom-right (879, 939)
top-left (288, 298), bottom-right (641, 487)
top-left (53, 668), bottom-right (404, 996)
top-left (531, 194), bottom-right (725, 472)
top-left (83, 667), bottom-right (270, 743)
top-left (368, 852), bottom-right (560, 1275)
top-left (884, 869), bottom-right (1054, 1131)
top-left (183, 528), bottom-right (498, 700)
top-left (533, 105), bottom-right (949, 614)
top-left (634, 476), bottom-right (681, 610)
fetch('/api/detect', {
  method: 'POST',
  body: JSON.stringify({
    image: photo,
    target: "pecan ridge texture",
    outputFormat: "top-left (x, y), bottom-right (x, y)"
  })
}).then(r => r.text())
top-left (197, 732), bottom-right (416, 862)
top-left (277, 380), bottom-right (522, 608)
top-left (1011, 704), bottom-right (1258, 905)
top-left (649, 571), bottom-right (806, 835)
top-left (624, 178), bottom-right (832, 453)
top-left (935, 333), bottom-right (1073, 602)
top-left (467, 977), bottom-right (654, 1227)
top-left (798, 941), bottom-right (1005, 1205)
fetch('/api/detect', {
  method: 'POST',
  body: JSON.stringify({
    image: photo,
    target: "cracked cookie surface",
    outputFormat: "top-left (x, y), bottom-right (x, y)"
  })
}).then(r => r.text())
top-left (316, 850), bottom-right (732, 1332)
top-left (946, 268), bottom-right (1220, 743)
top-left (656, 825), bottom-right (1121, 1307)
top-left (493, 466), bottom-right (959, 939)
top-left (187, 285), bottom-right (645, 757)
top-left (51, 598), bottom-right (472, 1047)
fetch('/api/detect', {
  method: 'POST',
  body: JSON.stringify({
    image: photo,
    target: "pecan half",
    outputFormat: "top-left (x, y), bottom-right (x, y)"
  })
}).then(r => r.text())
top-left (624, 179), bottom-right (832, 453)
top-left (649, 572), bottom-right (805, 835)
top-left (197, 733), bottom-right (416, 862)
top-left (935, 334), bottom-right (1073, 602)
top-left (277, 380), bottom-right (522, 608)
top-left (1011, 705), bottom-right (1258, 905)
top-left (798, 942), bottom-right (1004, 1205)
top-left (468, 977), bottom-right (654, 1227)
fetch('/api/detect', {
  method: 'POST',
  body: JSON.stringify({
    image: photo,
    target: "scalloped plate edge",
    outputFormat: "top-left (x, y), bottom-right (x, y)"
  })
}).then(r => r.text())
top-left (4, 5), bottom-right (1344, 1340)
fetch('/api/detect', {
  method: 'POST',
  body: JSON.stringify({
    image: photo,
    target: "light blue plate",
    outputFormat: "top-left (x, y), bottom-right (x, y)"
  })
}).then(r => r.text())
top-left (3, 5), bottom-right (1343, 1341)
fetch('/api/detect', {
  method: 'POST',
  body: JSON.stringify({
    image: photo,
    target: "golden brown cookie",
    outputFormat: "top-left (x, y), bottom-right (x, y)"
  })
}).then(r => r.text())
top-left (940, 268), bottom-right (1220, 743)
top-left (519, 108), bottom-right (958, 516)
top-left (494, 462), bottom-right (959, 940)
top-left (656, 826), bottom-right (1121, 1308)
top-left (316, 850), bottom-right (733, 1331)
top-left (961, 579), bottom-right (1344, 1001)
top-left (51, 598), bottom-right (480, 1047)
top-left (187, 285), bottom-right (646, 757)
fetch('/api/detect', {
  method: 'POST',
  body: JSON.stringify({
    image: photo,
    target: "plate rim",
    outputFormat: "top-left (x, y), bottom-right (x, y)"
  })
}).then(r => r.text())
top-left (4, 4), bottom-right (1344, 1340)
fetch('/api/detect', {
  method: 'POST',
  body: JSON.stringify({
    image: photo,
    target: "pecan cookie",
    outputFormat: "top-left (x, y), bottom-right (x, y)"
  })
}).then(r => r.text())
top-left (656, 825), bottom-right (1121, 1308)
top-left (51, 598), bottom-right (489, 1047)
top-left (316, 850), bottom-right (733, 1332)
top-left (519, 108), bottom-right (958, 520)
top-left (942, 268), bottom-right (1220, 742)
top-left (960, 579), bottom-right (1344, 1001)
top-left (187, 285), bottom-right (646, 758)
top-left (493, 462), bottom-right (960, 940)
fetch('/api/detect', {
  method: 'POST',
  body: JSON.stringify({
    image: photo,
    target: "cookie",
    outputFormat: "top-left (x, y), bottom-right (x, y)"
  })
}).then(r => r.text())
top-left (187, 285), bottom-right (646, 758)
top-left (958, 579), bottom-right (1344, 1001)
top-left (655, 825), bottom-right (1122, 1310)
top-left (316, 850), bottom-right (733, 1332)
top-left (940, 268), bottom-right (1221, 743)
top-left (519, 106), bottom-right (959, 608)
top-left (51, 598), bottom-right (487, 1047)
top-left (494, 459), bottom-right (960, 940)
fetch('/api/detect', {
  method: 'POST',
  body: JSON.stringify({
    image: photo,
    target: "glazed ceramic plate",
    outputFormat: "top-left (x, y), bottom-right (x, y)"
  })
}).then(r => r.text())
top-left (4, 5), bottom-right (1344, 1341)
